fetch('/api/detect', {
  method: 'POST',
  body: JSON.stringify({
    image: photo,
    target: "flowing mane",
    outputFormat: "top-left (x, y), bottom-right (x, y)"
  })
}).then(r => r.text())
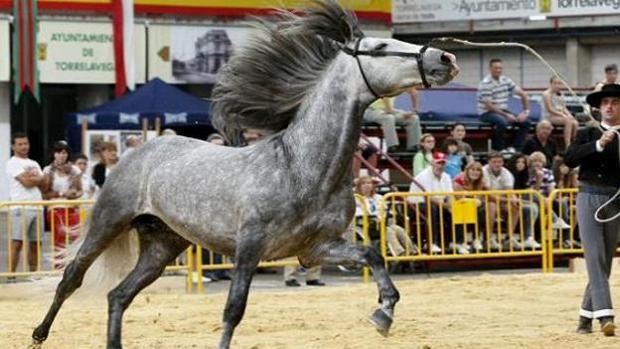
top-left (211, 0), bottom-right (361, 141)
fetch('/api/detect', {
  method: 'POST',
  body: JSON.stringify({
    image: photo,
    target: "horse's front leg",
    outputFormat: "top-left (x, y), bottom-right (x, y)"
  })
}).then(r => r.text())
top-left (314, 238), bottom-right (399, 336)
top-left (218, 229), bottom-right (264, 349)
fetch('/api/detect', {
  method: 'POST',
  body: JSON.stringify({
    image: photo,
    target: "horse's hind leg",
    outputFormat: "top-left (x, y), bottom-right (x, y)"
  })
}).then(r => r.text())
top-left (31, 212), bottom-right (133, 346)
top-left (106, 216), bottom-right (189, 349)
top-left (315, 239), bottom-right (399, 336)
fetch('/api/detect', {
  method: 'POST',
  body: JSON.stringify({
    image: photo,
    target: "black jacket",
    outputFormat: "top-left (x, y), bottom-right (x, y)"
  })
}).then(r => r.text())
top-left (564, 126), bottom-right (620, 188)
top-left (92, 163), bottom-right (107, 187)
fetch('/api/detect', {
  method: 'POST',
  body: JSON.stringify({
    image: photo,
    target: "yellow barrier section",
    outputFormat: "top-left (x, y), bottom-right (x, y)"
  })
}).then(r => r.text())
top-left (190, 195), bottom-right (373, 292)
top-left (379, 190), bottom-right (548, 271)
top-left (545, 188), bottom-right (620, 272)
top-left (0, 200), bottom-right (192, 284)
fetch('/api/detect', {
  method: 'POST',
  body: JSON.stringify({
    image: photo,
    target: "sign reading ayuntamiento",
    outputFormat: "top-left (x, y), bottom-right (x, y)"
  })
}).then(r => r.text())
top-left (38, 21), bottom-right (145, 84)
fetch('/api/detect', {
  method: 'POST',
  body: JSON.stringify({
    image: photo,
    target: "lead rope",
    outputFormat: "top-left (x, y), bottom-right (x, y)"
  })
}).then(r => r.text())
top-left (432, 37), bottom-right (620, 223)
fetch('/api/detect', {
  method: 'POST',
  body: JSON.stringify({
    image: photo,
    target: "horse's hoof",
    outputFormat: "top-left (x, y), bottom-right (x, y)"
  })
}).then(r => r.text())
top-left (28, 339), bottom-right (43, 349)
top-left (368, 308), bottom-right (393, 337)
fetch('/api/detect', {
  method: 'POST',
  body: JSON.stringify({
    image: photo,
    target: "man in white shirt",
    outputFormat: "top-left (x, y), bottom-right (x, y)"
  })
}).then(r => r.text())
top-left (409, 152), bottom-right (456, 253)
top-left (5, 133), bottom-right (44, 273)
top-left (482, 152), bottom-right (540, 249)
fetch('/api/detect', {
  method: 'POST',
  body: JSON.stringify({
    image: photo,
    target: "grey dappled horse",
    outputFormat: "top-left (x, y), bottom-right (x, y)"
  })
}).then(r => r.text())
top-left (31, 1), bottom-right (458, 348)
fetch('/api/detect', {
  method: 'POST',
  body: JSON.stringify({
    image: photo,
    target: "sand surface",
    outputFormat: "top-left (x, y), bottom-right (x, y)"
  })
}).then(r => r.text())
top-left (1, 272), bottom-right (619, 349)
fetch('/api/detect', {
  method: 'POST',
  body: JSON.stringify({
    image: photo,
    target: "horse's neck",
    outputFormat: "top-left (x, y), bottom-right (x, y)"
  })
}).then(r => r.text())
top-left (283, 55), bottom-right (372, 198)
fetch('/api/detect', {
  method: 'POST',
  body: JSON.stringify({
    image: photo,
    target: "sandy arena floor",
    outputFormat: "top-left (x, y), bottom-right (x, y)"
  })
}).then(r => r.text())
top-left (1, 271), bottom-right (619, 349)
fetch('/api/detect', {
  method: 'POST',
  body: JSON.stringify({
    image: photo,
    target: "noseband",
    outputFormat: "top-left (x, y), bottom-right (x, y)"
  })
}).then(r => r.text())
top-left (341, 37), bottom-right (431, 99)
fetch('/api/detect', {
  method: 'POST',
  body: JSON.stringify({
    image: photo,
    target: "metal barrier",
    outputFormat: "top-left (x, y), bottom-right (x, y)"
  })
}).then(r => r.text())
top-left (379, 190), bottom-right (549, 271)
top-left (545, 188), bottom-right (620, 272)
top-left (0, 200), bottom-right (192, 284)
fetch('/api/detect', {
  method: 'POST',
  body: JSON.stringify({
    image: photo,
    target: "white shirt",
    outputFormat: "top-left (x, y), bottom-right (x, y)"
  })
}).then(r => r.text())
top-left (6, 156), bottom-right (43, 201)
top-left (482, 165), bottom-right (514, 190)
top-left (408, 167), bottom-right (453, 204)
top-left (355, 193), bottom-right (383, 217)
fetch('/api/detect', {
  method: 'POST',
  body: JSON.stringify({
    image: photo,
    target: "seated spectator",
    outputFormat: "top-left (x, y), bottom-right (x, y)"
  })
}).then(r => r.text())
top-left (41, 141), bottom-right (82, 251)
top-left (552, 154), bottom-right (580, 247)
top-left (542, 76), bottom-right (579, 148)
top-left (522, 120), bottom-right (558, 168)
top-left (351, 176), bottom-right (416, 256)
top-left (450, 123), bottom-right (474, 164)
top-left (441, 137), bottom-right (465, 180)
top-left (508, 153), bottom-right (530, 190)
top-left (412, 133), bottom-right (435, 176)
top-left (352, 137), bottom-right (379, 178)
top-left (483, 151), bottom-right (540, 249)
top-left (453, 161), bottom-right (492, 251)
top-left (363, 87), bottom-right (421, 152)
top-left (477, 58), bottom-right (531, 151)
top-left (528, 151), bottom-right (570, 231)
top-left (409, 152), bottom-right (461, 254)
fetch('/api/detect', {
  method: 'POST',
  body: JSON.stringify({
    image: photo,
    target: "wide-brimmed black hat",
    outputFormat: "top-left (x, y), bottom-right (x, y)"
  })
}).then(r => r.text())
top-left (586, 84), bottom-right (620, 108)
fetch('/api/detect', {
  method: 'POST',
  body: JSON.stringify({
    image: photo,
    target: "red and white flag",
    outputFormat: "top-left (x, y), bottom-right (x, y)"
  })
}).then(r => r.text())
top-left (113, 0), bottom-right (135, 97)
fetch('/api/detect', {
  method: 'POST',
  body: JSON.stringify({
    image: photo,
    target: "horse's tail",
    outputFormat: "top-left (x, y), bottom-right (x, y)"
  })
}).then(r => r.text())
top-left (58, 216), bottom-right (140, 295)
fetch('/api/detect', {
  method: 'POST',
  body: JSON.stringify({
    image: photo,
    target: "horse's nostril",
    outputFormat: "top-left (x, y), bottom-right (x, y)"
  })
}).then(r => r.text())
top-left (440, 54), bottom-right (452, 64)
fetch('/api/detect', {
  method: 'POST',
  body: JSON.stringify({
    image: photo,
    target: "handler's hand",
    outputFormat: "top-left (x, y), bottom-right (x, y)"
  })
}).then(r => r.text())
top-left (599, 130), bottom-right (616, 148)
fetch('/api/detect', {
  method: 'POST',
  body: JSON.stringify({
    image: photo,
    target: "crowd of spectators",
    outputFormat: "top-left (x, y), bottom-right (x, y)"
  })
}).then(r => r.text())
top-left (350, 59), bottom-right (620, 256)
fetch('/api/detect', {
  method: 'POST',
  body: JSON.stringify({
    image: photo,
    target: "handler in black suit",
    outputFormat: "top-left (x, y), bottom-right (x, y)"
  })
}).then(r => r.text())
top-left (565, 84), bottom-right (620, 336)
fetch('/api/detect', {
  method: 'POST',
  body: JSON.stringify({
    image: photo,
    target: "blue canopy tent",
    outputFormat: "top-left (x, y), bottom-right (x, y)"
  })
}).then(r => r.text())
top-left (393, 83), bottom-right (542, 124)
top-left (66, 78), bottom-right (211, 151)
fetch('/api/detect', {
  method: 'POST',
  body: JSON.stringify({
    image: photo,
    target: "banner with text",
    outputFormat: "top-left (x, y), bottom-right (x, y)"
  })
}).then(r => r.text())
top-left (0, 19), bottom-right (8, 82)
top-left (38, 21), bottom-right (145, 84)
top-left (393, 0), bottom-right (620, 24)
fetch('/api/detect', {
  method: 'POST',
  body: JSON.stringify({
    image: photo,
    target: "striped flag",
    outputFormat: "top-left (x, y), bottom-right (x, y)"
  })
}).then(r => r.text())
top-left (12, 0), bottom-right (39, 103)
top-left (113, 0), bottom-right (135, 97)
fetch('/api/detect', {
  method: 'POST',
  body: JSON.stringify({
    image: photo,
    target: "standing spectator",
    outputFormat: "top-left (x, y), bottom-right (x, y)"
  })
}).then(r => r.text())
top-left (565, 84), bottom-right (620, 335)
top-left (74, 154), bottom-right (96, 200)
top-left (477, 58), bottom-right (531, 151)
top-left (363, 88), bottom-right (422, 152)
top-left (450, 123), bottom-right (474, 164)
top-left (284, 265), bottom-right (325, 287)
top-left (41, 141), bottom-right (83, 250)
top-left (441, 137), bottom-right (465, 179)
top-left (409, 152), bottom-right (460, 253)
top-left (522, 120), bottom-right (559, 168)
top-left (92, 142), bottom-right (118, 189)
top-left (412, 133), bottom-right (435, 176)
top-left (6, 133), bottom-right (44, 274)
top-left (542, 76), bottom-right (579, 148)
top-left (593, 64), bottom-right (618, 92)
top-left (120, 135), bottom-right (143, 159)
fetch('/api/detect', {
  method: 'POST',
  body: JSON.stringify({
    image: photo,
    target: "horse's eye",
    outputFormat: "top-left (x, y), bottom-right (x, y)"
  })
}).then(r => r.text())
top-left (373, 43), bottom-right (388, 51)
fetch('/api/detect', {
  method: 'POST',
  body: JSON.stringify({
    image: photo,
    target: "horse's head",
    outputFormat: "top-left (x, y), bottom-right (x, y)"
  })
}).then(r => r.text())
top-left (342, 37), bottom-right (459, 97)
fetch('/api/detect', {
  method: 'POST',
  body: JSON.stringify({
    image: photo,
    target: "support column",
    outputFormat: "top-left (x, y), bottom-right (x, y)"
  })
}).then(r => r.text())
top-left (566, 38), bottom-right (591, 88)
top-left (0, 82), bottom-right (11, 200)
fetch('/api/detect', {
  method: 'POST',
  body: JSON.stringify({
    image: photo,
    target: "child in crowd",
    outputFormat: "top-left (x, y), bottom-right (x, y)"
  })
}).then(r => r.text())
top-left (442, 137), bottom-right (465, 179)
top-left (412, 133), bottom-right (435, 176)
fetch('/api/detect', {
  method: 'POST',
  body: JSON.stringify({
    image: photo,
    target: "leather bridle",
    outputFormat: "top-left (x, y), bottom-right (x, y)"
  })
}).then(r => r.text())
top-left (341, 37), bottom-right (431, 98)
